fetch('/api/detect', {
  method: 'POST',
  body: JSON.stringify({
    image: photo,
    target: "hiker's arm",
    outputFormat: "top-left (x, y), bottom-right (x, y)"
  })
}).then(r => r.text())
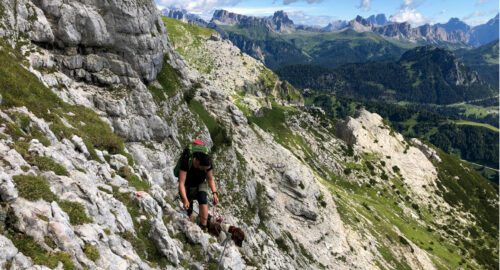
top-left (178, 170), bottom-right (189, 209)
top-left (207, 170), bottom-right (219, 204)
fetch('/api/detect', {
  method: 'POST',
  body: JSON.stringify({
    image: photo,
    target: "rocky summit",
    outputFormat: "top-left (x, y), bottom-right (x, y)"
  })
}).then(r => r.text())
top-left (0, 0), bottom-right (497, 270)
top-left (211, 9), bottom-right (296, 34)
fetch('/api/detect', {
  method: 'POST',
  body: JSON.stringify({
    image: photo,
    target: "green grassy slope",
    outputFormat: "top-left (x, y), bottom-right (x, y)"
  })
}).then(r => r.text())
top-left (456, 39), bottom-right (499, 88)
top-left (282, 29), bottom-right (417, 68)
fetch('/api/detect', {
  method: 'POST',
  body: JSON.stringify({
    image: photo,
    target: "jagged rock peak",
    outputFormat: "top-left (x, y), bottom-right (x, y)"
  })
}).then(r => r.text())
top-left (160, 7), bottom-right (208, 26)
top-left (367, 14), bottom-right (388, 25)
top-left (161, 7), bottom-right (188, 21)
top-left (211, 9), bottom-right (295, 33)
top-left (270, 10), bottom-right (295, 33)
top-left (0, 0), bottom-right (169, 85)
top-left (272, 10), bottom-right (293, 23)
top-left (211, 9), bottom-right (249, 25)
top-left (433, 17), bottom-right (471, 34)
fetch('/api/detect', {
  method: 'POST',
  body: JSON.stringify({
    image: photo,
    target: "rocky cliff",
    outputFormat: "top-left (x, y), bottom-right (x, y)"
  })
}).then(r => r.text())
top-left (211, 10), bottom-right (296, 34)
top-left (367, 14), bottom-right (388, 26)
top-left (0, 0), bottom-right (168, 85)
top-left (0, 1), bottom-right (497, 270)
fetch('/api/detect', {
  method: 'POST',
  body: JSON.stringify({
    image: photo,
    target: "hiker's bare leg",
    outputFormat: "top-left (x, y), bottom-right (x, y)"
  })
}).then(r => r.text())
top-left (199, 204), bottom-right (208, 226)
top-left (189, 214), bottom-right (194, 222)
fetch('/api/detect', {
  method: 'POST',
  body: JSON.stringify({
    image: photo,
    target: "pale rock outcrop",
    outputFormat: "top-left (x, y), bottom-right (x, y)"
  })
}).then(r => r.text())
top-left (0, 172), bottom-right (18, 202)
top-left (0, 235), bottom-right (18, 268)
top-left (336, 109), bottom-right (439, 197)
top-left (149, 218), bottom-right (182, 265)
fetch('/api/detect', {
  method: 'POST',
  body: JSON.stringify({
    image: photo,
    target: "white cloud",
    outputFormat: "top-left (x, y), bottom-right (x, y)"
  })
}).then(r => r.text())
top-left (476, 0), bottom-right (488, 6)
top-left (287, 11), bottom-right (335, 26)
top-left (462, 10), bottom-right (487, 20)
top-left (402, 0), bottom-right (413, 7)
top-left (389, 8), bottom-right (429, 26)
top-left (439, 9), bottom-right (447, 15)
top-left (358, 0), bottom-right (370, 11)
top-left (466, 18), bottom-right (490, 26)
top-left (461, 10), bottom-right (495, 26)
top-left (155, 0), bottom-right (242, 13)
top-left (400, 0), bottom-right (424, 9)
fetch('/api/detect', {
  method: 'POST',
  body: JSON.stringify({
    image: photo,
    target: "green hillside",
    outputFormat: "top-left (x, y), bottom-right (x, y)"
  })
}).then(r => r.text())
top-left (456, 39), bottom-right (499, 88)
top-left (214, 24), bottom-right (419, 69)
top-left (216, 23), bottom-right (310, 69)
top-left (282, 29), bottom-right (416, 68)
top-left (277, 46), bottom-right (495, 105)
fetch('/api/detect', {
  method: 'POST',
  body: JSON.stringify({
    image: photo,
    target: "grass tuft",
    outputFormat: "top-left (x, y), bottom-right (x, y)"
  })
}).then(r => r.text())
top-left (13, 175), bottom-right (57, 202)
top-left (58, 201), bottom-right (93, 225)
top-left (117, 166), bottom-right (150, 191)
top-left (83, 243), bottom-right (100, 262)
top-left (28, 156), bottom-right (68, 176)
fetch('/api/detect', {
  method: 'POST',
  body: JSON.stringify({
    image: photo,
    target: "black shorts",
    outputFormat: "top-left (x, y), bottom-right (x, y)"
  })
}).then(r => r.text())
top-left (186, 185), bottom-right (208, 216)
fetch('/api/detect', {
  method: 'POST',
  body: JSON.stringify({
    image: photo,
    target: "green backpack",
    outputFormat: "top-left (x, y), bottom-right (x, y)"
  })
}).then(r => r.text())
top-left (173, 139), bottom-right (209, 178)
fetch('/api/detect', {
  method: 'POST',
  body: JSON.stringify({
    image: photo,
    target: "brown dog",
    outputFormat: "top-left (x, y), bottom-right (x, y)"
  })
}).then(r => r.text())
top-left (207, 215), bottom-right (245, 247)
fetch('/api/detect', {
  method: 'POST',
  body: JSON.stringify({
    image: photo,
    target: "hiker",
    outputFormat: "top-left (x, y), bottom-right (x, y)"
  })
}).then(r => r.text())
top-left (176, 140), bottom-right (218, 232)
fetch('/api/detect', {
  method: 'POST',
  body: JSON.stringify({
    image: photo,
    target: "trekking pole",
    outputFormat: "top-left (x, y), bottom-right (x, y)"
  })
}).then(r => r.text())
top-left (217, 232), bottom-right (232, 270)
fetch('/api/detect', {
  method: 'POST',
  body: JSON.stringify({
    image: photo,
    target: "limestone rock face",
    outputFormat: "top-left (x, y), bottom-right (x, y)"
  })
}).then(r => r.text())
top-left (0, 0), bottom-right (169, 85)
top-left (336, 109), bottom-right (439, 197)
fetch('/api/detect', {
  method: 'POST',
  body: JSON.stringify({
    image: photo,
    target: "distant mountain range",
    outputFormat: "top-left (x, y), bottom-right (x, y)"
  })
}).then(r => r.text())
top-left (322, 14), bottom-right (387, 31)
top-left (339, 15), bottom-right (468, 44)
top-left (210, 9), bottom-right (296, 33)
top-left (161, 7), bottom-right (499, 48)
top-left (160, 7), bottom-right (208, 27)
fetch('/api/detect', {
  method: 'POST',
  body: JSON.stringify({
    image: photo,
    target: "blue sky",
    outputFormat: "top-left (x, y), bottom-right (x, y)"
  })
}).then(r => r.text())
top-left (155, 0), bottom-right (499, 27)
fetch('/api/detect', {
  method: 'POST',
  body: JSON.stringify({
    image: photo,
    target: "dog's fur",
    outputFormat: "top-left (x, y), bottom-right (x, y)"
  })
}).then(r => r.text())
top-left (207, 216), bottom-right (245, 247)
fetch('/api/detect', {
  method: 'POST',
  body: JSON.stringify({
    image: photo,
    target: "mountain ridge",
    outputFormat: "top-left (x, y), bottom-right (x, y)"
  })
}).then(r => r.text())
top-left (162, 7), bottom-right (499, 47)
